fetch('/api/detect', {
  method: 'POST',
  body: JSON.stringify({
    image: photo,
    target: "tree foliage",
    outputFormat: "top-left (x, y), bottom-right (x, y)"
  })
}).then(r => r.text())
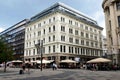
top-left (0, 36), bottom-right (14, 63)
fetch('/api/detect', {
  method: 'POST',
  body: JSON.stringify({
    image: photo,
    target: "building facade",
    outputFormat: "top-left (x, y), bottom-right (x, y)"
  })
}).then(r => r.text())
top-left (0, 19), bottom-right (28, 60)
top-left (102, 36), bottom-right (108, 58)
top-left (102, 0), bottom-right (120, 65)
top-left (24, 2), bottom-right (103, 65)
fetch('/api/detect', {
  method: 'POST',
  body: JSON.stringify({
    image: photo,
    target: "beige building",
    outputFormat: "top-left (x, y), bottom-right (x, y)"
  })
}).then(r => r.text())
top-left (102, 0), bottom-right (120, 65)
top-left (24, 2), bottom-right (103, 66)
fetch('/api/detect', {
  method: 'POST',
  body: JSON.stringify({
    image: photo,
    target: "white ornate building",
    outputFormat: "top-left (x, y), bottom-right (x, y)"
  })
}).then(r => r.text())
top-left (24, 2), bottom-right (103, 65)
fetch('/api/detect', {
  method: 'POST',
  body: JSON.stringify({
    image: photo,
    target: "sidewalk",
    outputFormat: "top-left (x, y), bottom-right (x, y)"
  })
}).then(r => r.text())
top-left (0, 68), bottom-right (63, 80)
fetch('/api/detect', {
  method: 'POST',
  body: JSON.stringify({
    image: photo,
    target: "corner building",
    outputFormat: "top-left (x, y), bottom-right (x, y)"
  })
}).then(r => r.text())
top-left (102, 0), bottom-right (120, 65)
top-left (24, 2), bottom-right (103, 65)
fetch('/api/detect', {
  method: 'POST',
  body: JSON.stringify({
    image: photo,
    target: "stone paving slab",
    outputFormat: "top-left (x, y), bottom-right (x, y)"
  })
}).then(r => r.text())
top-left (0, 68), bottom-right (120, 80)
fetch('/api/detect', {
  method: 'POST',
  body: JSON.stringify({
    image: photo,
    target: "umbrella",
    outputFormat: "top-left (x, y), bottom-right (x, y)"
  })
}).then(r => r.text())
top-left (48, 60), bottom-right (54, 63)
top-left (31, 60), bottom-right (37, 63)
top-left (60, 59), bottom-right (76, 63)
top-left (11, 60), bottom-right (23, 63)
top-left (36, 59), bottom-right (50, 64)
top-left (25, 61), bottom-right (29, 63)
top-left (87, 58), bottom-right (111, 63)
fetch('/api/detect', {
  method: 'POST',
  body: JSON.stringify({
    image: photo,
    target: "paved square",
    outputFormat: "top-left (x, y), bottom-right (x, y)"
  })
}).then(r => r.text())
top-left (0, 68), bottom-right (120, 80)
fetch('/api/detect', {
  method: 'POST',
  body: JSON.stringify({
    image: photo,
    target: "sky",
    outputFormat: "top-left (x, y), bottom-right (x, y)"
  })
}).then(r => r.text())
top-left (0, 0), bottom-right (105, 36)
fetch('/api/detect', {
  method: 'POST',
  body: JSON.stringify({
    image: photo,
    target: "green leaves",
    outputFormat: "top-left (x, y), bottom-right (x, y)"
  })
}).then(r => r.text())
top-left (0, 36), bottom-right (14, 63)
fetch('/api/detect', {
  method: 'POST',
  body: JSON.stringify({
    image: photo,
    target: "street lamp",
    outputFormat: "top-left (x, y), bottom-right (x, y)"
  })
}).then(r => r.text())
top-left (35, 40), bottom-right (43, 71)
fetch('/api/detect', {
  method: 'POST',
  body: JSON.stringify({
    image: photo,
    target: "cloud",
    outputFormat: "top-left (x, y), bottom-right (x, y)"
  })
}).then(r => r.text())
top-left (0, 28), bottom-right (5, 32)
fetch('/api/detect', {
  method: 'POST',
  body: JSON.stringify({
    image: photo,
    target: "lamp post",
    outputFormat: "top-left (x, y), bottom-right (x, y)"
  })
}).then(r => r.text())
top-left (35, 40), bottom-right (43, 71)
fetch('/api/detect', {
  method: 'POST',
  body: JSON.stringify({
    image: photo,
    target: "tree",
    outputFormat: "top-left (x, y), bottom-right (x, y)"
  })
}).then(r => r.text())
top-left (0, 36), bottom-right (14, 72)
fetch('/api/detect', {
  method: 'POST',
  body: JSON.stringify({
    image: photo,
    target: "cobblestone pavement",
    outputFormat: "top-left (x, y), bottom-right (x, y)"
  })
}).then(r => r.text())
top-left (0, 68), bottom-right (120, 80)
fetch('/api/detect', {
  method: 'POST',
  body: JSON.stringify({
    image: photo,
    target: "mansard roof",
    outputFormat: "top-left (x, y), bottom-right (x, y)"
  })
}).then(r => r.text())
top-left (29, 2), bottom-right (103, 30)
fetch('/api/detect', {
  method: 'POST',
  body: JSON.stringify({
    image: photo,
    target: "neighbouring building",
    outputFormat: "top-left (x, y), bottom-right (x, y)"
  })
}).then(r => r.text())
top-left (102, 0), bottom-right (120, 65)
top-left (102, 36), bottom-right (108, 58)
top-left (24, 2), bottom-right (103, 65)
top-left (0, 19), bottom-right (29, 60)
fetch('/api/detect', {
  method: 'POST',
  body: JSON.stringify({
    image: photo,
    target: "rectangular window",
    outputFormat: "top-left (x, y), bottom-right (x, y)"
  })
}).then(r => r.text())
top-left (71, 47), bottom-right (73, 53)
top-left (69, 46), bottom-right (71, 53)
top-left (90, 28), bottom-right (93, 31)
top-left (116, 2), bottom-right (120, 10)
top-left (61, 26), bottom-right (65, 32)
top-left (94, 29), bottom-right (96, 32)
top-left (75, 30), bottom-right (78, 35)
top-left (75, 22), bottom-right (78, 26)
top-left (95, 36), bottom-right (97, 40)
top-left (106, 7), bottom-right (110, 15)
top-left (34, 41), bottom-right (35, 45)
top-left (38, 40), bottom-right (40, 43)
top-left (61, 35), bottom-right (65, 41)
top-left (80, 24), bottom-right (83, 28)
top-left (33, 49), bottom-right (35, 55)
top-left (34, 32), bottom-right (36, 37)
top-left (81, 40), bottom-right (84, 45)
top-left (53, 25), bottom-right (55, 31)
top-left (83, 48), bottom-right (85, 55)
top-left (95, 42), bottom-right (98, 47)
top-left (69, 20), bottom-right (72, 25)
top-left (118, 16), bottom-right (120, 27)
top-left (43, 38), bottom-right (45, 43)
top-left (27, 28), bottom-right (29, 32)
top-left (53, 35), bottom-right (55, 41)
top-left (29, 50), bottom-right (31, 55)
top-left (53, 45), bottom-right (55, 52)
top-left (69, 37), bottom-right (73, 43)
top-left (38, 31), bottom-right (41, 36)
top-left (49, 27), bottom-right (51, 32)
top-left (49, 36), bottom-right (51, 42)
top-left (81, 32), bottom-right (84, 37)
top-left (63, 46), bottom-right (66, 52)
top-left (81, 48), bottom-right (83, 55)
top-left (109, 20), bottom-right (112, 30)
top-left (69, 28), bottom-right (73, 34)
top-left (61, 17), bottom-right (65, 22)
top-left (43, 47), bottom-right (45, 53)
top-left (91, 42), bottom-right (94, 47)
top-left (49, 19), bottom-right (51, 23)
top-left (49, 46), bottom-right (51, 53)
top-left (44, 21), bottom-right (46, 24)
top-left (86, 41), bottom-right (89, 46)
top-left (85, 26), bottom-right (88, 30)
top-left (75, 47), bottom-right (77, 54)
top-left (86, 33), bottom-right (89, 38)
top-left (78, 48), bottom-right (79, 54)
top-left (43, 29), bottom-right (45, 34)
top-left (53, 17), bottom-right (55, 21)
top-left (60, 45), bottom-right (62, 52)
top-left (34, 25), bottom-right (36, 29)
top-left (90, 34), bottom-right (93, 39)
top-left (75, 39), bottom-right (79, 44)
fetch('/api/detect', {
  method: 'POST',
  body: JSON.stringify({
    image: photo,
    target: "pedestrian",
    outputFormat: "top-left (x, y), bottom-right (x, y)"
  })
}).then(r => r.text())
top-left (52, 63), bottom-right (55, 70)
top-left (26, 61), bottom-right (31, 74)
top-left (22, 62), bottom-right (26, 72)
top-left (55, 63), bottom-right (58, 70)
top-left (52, 63), bottom-right (57, 70)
